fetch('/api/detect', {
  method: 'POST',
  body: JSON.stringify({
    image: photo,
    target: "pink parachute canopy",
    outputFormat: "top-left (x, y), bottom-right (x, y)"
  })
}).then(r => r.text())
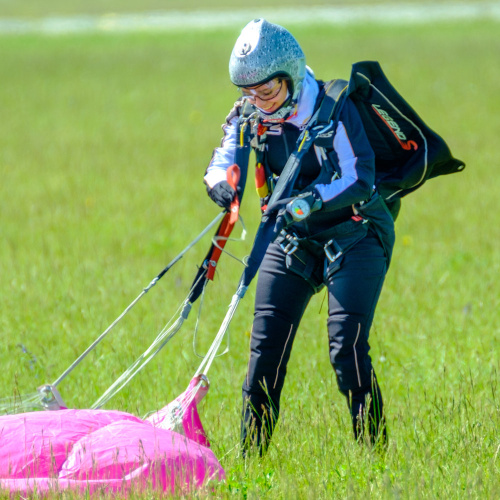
top-left (0, 377), bottom-right (224, 497)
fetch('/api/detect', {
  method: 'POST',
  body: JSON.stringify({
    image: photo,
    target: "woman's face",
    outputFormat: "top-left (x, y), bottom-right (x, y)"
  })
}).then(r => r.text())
top-left (240, 78), bottom-right (289, 114)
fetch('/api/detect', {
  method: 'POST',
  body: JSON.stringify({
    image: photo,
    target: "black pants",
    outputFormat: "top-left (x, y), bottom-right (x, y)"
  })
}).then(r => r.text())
top-left (241, 229), bottom-right (389, 452)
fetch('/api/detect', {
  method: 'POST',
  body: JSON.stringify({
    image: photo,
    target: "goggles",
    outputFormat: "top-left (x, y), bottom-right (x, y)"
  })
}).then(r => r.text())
top-left (239, 78), bottom-right (284, 101)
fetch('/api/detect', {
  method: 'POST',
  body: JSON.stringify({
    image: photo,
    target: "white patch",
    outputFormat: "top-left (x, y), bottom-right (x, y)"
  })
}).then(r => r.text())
top-left (266, 125), bottom-right (283, 136)
top-left (233, 24), bottom-right (260, 58)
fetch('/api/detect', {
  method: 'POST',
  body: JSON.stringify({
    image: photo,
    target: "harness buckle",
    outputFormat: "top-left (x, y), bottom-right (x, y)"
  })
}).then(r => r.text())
top-left (324, 239), bottom-right (343, 263)
top-left (311, 120), bottom-right (335, 139)
top-left (279, 230), bottom-right (300, 256)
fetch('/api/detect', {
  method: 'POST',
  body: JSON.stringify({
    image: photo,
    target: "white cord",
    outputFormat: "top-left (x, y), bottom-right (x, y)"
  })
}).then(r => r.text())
top-left (51, 211), bottom-right (226, 389)
top-left (91, 272), bottom-right (209, 409)
top-left (0, 392), bottom-right (45, 414)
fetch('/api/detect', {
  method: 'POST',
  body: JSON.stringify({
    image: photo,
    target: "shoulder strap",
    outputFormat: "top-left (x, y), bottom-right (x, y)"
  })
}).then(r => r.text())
top-left (267, 79), bottom-right (351, 206)
top-left (315, 79), bottom-right (349, 126)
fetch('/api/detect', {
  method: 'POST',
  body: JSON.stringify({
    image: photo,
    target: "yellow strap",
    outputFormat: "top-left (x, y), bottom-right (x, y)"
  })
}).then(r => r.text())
top-left (297, 130), bottom-right (309, 152)
top-left (240, 122), bottom-right (247, 147)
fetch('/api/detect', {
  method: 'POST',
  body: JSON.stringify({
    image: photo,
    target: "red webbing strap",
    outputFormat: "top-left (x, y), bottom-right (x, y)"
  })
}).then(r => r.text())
top-left (206, 164), bottom-right (240, 280)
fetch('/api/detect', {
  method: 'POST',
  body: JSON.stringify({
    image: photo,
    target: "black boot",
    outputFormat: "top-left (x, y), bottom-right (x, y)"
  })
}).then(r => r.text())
top-left (240, 394), bottom-right (278, 457)
top-left (350, 378), bottom-right (387, 447)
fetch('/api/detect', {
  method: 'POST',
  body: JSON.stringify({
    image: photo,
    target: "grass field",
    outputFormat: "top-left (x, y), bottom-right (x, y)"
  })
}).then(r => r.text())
top-left (0, 7), bottom-right (499, 499)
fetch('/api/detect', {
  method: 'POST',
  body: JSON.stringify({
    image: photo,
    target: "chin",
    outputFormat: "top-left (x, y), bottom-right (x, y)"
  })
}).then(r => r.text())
top-left (259, 105), bottom-right (278, 114)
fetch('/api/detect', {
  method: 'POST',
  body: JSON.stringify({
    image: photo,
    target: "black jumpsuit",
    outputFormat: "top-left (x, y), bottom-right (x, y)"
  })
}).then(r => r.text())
top-left (204, 74), bottom-right (395, 452)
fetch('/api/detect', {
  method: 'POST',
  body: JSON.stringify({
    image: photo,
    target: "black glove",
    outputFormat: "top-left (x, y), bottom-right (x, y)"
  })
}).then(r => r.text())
top-left (207, 181), bottom-right (237, 209)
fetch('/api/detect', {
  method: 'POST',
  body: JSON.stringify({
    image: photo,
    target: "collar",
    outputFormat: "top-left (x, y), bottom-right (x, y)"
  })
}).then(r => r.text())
top-left (285, 71), bottom-right (319, 129)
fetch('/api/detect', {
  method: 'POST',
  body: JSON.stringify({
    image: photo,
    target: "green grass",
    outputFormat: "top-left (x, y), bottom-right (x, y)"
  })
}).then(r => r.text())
top-left (0, 18), bottom-right (499, 499)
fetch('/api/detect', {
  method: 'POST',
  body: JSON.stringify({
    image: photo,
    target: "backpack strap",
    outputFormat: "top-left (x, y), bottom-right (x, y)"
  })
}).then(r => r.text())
top-left (301, 79), bottom-right (349, 186)
top-left (315, 79), bottom-right (349, 126)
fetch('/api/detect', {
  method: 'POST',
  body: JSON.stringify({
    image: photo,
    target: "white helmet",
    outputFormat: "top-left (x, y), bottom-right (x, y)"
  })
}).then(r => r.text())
top-left (229, 19), bottom-right (306, 121)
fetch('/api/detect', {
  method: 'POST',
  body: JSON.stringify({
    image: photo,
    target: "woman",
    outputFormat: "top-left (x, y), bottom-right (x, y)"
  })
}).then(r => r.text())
top-left (204, 19), bottom-right (394, 454)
